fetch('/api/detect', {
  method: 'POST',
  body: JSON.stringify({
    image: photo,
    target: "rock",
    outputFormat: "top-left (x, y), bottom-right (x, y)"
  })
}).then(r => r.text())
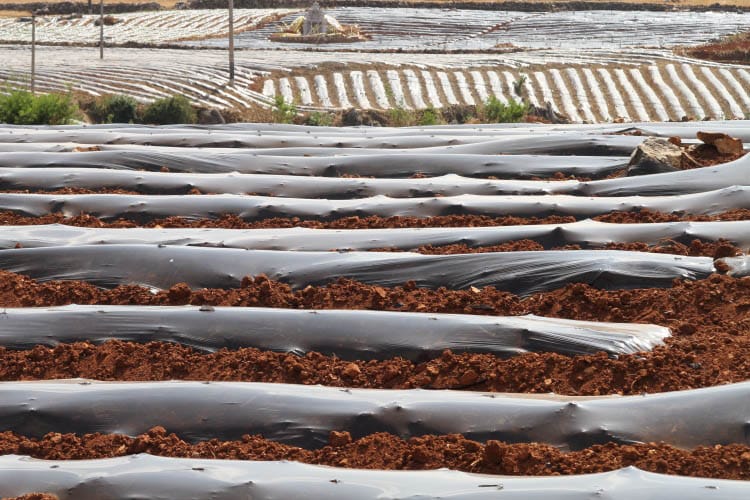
top-left (696, 131), bottom-right (743, 156)
top-left (197, 108), bottom-right (225, 125)
top-left (328, 430), bottom-right (352, 447)
top-left (626, 137), bottom-right (683, 176)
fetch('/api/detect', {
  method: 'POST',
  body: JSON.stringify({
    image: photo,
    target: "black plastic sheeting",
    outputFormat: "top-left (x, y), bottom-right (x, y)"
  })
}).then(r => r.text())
top-left (1, 458), bottom-right (748, 500)
top-left (0, 151), bottom-right (629, 178)
top-left (0, 245), bottom-right (719, 294)
top-left (0, 306), bottom-right (669, 359)
top-left (3, 220), bottom-right (750, 251)
top-left (0, 380), bottom-right (747, 449)
top-left (0, 167), bottom-right (577, 197)
top-left (2, 188), bottom-right (750, 221)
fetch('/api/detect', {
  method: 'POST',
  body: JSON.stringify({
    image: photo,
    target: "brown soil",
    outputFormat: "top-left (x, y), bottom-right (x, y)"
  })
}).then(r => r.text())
top-left (1, 427), bottom-right (749, 480)
top-left (3, 188), bottom-right (141, 195)
top-left (1, 271), bottom-right (749, 396)
top-left (1, 209), bottom-right (750, 229)
top-left (595, 208), bottom-right (750, 223)
top-left (681, 143), bottom-right (747, 169)
top-left (2, 495), bottom-right (57, 500)
top-left (374, 238), bottom-right (744, 257)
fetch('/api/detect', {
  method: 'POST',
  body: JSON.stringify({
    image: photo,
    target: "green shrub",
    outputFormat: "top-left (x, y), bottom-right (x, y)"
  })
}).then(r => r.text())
top-left (305, 111), bottom-right (334, 126)
top-left (481, 96), bottom-right (529, 123)
top-left (0, 90), bottom-right (78, 125)
top-left (141, 95), bottom-right (196, 125)
top-left (418, 106), bottom-right (443, 126)
top-left (90, 94), bottom-right (138, 124)
top-left (272, 95), bottom-right (297, 124)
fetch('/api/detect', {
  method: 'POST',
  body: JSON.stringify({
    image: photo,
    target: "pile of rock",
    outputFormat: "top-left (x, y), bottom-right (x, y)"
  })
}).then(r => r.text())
top-left (627, 132), bottom-right (745, 176)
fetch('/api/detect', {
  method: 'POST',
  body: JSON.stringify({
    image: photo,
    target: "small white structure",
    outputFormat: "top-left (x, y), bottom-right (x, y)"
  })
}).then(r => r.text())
top-left (302, 2), bottom-right (327, 35)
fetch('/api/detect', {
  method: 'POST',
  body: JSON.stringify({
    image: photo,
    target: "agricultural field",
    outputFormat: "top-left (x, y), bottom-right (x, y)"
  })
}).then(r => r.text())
top-left (0, 121), bottom-right (748, 497)
top-left (0, 8), bottom-right (748, 122)
top-left (0, 1), bottom-right (750, 498)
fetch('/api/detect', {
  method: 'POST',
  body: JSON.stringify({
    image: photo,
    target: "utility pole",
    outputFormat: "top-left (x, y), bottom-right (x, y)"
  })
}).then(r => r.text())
top-left (30, 10), bottom-right (36, 93)
top-left (228, 0), bottom-right (235, 84)
top-left (99, 0), bottom-right (104, 59)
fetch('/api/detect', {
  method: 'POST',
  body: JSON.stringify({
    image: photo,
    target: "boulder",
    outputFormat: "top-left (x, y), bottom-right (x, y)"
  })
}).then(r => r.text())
top-left (626, 137), bottom-right (683, 176)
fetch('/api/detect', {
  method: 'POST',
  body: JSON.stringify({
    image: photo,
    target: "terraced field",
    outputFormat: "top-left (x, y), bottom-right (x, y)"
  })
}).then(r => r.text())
top-left (0, 121), bottom-right (749, 498)
top-left (261, 61), bottom-right (750, 121)
top-left (0, 8), bottom-right (747, 122)
top-left (1, 43), bottom-right (748, 122)
top-left (0, 9), bottom-right (295, 44)
top-left (231, 8), bottom-right (750, 51)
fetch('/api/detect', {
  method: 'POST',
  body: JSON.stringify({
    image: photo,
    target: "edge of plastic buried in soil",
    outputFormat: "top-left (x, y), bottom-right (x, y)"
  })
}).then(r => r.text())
top-left (2, 220), bottom-right (750, 251)
top-left (0, 380), bottom-right (747, 450)
top-left (0, 245), bottom-right (727, 294)
top-left (0, 306), bottom-right (670, 359)
top-left (0, 456), bottom-right (748, 500)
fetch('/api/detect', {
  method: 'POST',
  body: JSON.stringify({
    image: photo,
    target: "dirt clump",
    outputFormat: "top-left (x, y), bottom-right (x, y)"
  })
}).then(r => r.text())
top-left (0, 428), bottom-right (748, 480)
top-left (1, 272), bottom-right (750, 396)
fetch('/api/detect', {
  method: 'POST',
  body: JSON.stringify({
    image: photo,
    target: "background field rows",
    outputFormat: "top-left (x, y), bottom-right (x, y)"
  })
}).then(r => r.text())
top-left (263, 63), bottom-right (750, 122)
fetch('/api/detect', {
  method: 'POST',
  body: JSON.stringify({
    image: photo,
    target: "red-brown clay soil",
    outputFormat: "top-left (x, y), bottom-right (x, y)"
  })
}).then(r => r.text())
top-left (681, 143), bottom-right (746, 168)
top-left (2, 495), bottom-right (58, 500)
top-left (0, 427), bottom-right (748, 480)
top-left (374, 238), bottom-right (743, 257)
top-left (1, 271), bottom-right (749, 395)
top-left (1, 209), bottom-right (750, 230)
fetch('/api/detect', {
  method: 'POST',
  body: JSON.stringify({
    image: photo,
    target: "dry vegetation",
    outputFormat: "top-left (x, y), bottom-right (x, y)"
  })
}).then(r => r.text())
top-left (681, 30), bottom-right (750, 64)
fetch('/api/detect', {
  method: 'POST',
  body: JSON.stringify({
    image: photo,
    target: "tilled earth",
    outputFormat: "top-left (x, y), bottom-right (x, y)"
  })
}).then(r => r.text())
top-left (0, 427), bottom-right (748, 480)
top-left (1, 132), bottom-right (749, 495)
top-left (1, 271), bottom-right (748, 396)
top-left (3, 209), bottom-right (750, 229)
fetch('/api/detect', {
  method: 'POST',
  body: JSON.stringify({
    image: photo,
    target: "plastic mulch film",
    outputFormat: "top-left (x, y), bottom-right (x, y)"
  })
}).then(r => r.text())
top-left (1, 220), bottom-right (749, 251)
top-left (0, 167), bottom-right (575, 197)
top-left (1, 188), bottom-right (750, 222)
top-left (0, 306), bottom-right (670, 358)
top-left (0, 154), bottom-right (747, 196)
top-left (1, 457), bottom-right (748, 500)
top-left (0, 380), bottom-right (747, 449)
top-left (567, 153), bottom-right (750, 196)
top-left (0, 245), bottom-right (718, 294)
top-left (0, 152), bottom-right (628, 178)
top-left (722, 255), bottom-right (750, 277)
top-left (0, 129), bottom-right (644, 154)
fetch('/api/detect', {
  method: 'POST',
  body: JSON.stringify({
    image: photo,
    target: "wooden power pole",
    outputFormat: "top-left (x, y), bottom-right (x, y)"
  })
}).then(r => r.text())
top-left (30, 10), bottom-right (36, 93)
top-left (228, 0), bottom-right (235, 84)
top-left (99, 0), bottom-right (104, 59)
